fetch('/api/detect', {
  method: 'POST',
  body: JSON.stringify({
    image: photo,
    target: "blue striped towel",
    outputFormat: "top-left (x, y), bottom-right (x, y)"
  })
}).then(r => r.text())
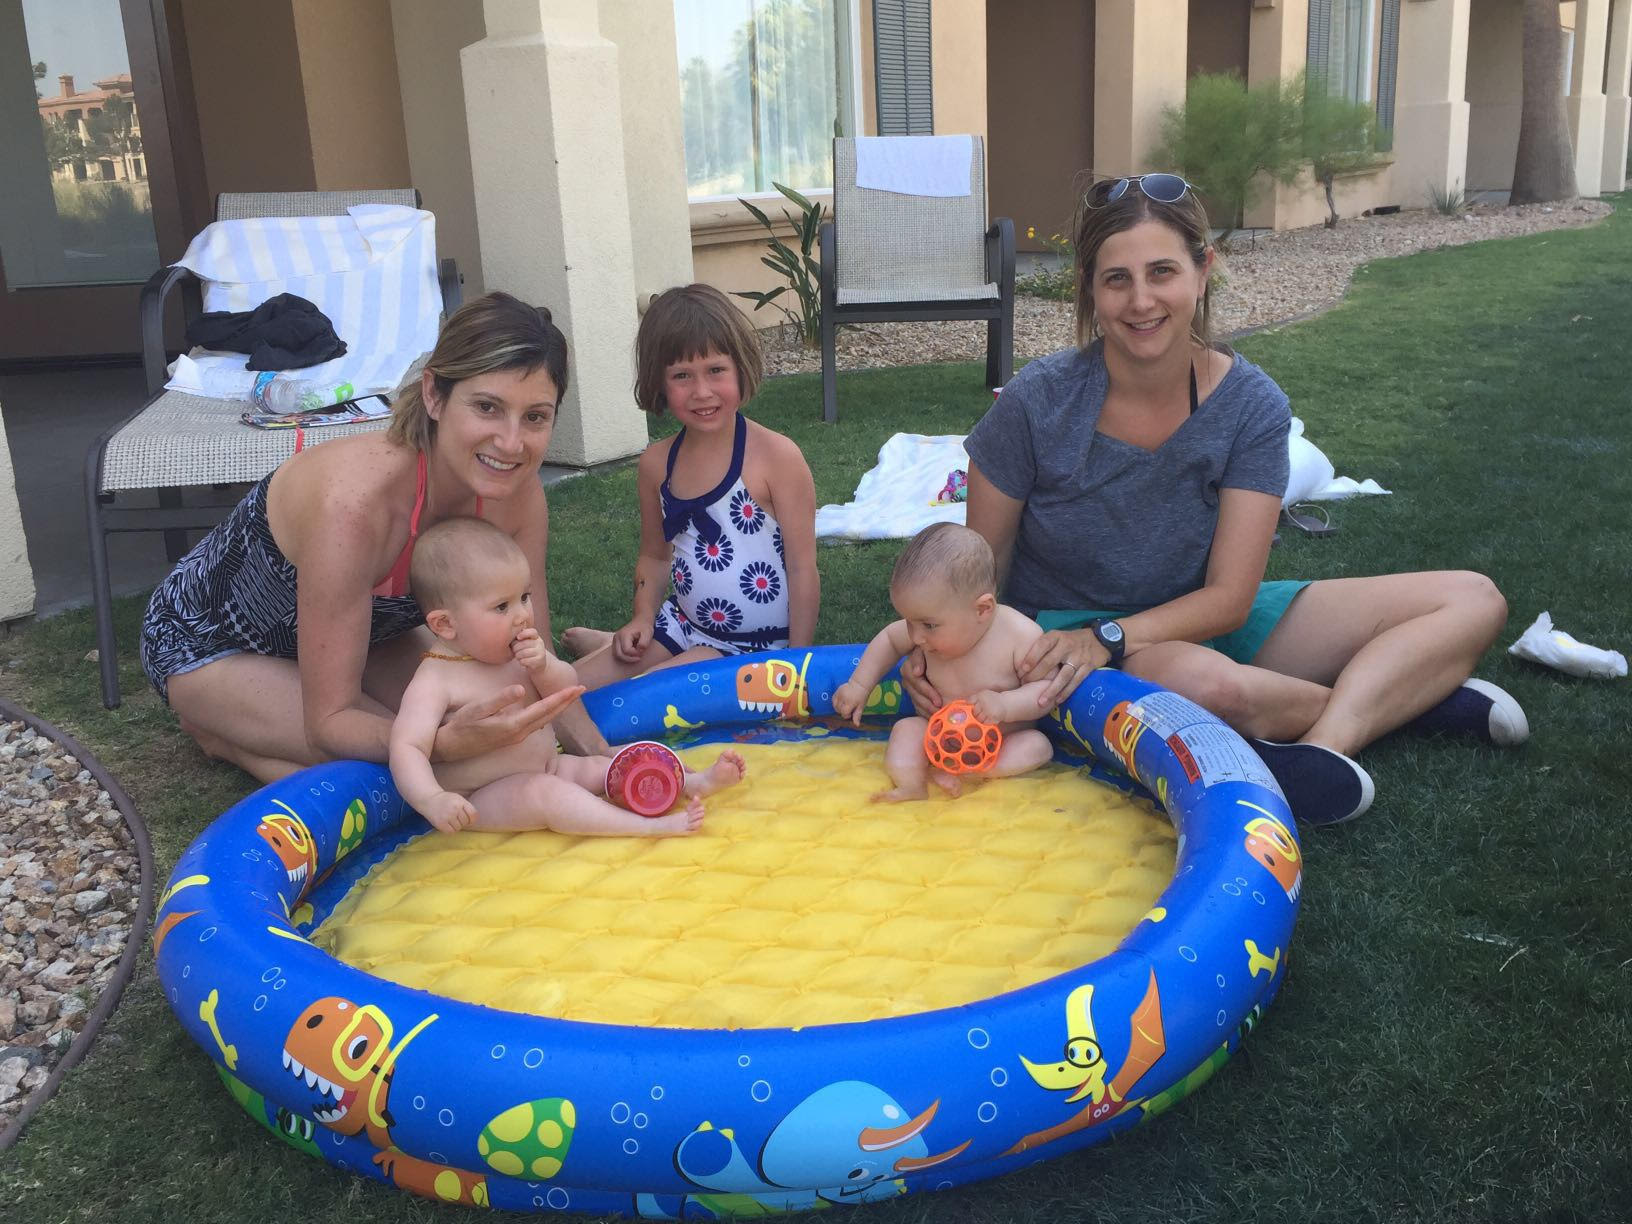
top-left (165, 205), bottom-right (442, 403)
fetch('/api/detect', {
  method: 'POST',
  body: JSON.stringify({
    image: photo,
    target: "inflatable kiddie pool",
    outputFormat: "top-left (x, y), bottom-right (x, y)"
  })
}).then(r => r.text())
top-left (155, 644), bottom-right (1300, 1216)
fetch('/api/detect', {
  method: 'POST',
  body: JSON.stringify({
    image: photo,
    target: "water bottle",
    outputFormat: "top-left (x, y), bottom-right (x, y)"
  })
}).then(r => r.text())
top-left (251, 371), bottom-right (356, 415)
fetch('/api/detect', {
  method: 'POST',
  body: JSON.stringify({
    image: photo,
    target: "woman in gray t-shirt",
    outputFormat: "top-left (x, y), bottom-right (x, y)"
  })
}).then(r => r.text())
top-left (910, 174), bottom-right (1526, 827)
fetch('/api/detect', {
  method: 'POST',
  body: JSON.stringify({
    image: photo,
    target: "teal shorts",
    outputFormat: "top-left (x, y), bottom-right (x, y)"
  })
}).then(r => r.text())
top-left (1036, 579), bottom-right (1312, 666)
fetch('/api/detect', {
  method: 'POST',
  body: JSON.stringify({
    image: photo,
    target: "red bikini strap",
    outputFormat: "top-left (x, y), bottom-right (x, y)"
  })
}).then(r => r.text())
top-left (408, 449), bottom-right (428, 536)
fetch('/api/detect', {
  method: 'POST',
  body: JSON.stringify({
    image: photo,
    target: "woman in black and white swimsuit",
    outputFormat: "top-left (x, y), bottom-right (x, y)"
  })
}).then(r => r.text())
top-left (140, 292), bottom-right (607, 782)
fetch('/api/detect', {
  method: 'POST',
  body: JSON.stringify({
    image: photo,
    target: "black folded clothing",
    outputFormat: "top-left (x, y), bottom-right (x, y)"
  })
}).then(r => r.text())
top-left (185, 292), bottom-right (348, 371)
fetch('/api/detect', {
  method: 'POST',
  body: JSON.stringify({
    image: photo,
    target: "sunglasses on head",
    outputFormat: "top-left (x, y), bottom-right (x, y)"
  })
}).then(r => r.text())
top-left (1086, 173), bottom-right (1195, 208)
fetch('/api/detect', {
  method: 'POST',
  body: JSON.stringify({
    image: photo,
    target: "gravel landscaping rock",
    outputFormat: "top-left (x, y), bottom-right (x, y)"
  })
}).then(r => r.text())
top-left (0, 718), bottom-right (141, 1124)
top-left (760, 199), bottom-right (1612, 377)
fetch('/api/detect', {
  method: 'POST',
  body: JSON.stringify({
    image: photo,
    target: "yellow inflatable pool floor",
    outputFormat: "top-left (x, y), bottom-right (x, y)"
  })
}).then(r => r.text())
top-left (315, 738), bottom-right (1176, 1030)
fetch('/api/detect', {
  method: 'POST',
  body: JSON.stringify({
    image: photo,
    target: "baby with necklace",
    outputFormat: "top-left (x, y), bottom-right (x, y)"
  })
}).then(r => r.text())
top-left (389, 516), bottom-right (745, 836)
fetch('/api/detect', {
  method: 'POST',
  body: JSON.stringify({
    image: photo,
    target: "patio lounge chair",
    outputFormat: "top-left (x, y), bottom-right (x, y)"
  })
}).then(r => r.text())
top-left (818, 135), bottom-right (1014, 423)
top-left (85, 188), bottom-right (461, 708)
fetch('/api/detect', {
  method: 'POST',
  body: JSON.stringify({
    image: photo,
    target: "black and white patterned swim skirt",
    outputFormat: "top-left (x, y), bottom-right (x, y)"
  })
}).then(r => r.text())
top-left (140, 476), bottom-right (424, 702)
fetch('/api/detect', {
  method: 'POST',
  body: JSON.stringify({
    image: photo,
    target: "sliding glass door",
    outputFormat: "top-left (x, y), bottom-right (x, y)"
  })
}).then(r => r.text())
top-left (0, 0), bottom-right (202, 361)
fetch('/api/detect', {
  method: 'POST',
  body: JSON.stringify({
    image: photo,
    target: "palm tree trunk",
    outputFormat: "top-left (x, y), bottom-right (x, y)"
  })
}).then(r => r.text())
top-left (1511, 0), bottom-right (1577, 203)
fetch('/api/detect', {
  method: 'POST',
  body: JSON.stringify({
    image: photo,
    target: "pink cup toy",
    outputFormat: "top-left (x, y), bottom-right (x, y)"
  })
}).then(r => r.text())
top-left (605, 741), bottom-right (686, 817)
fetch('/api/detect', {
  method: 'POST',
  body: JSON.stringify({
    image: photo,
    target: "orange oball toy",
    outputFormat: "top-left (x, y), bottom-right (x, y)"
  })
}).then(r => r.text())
top-left (924, 700), bottom-right (1003, 774)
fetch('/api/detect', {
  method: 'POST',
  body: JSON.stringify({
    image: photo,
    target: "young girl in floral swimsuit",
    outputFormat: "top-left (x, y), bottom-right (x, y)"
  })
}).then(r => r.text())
top-left (565, 284), bottom-right (819, 686)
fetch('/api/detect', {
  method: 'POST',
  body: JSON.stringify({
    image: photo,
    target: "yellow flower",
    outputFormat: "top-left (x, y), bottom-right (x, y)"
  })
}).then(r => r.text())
top-left (1026, 226), bottom-right (1036, 239)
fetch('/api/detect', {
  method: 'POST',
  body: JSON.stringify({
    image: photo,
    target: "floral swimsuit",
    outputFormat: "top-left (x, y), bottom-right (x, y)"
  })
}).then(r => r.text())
top-left (652, 414), bottom-right (790, 656)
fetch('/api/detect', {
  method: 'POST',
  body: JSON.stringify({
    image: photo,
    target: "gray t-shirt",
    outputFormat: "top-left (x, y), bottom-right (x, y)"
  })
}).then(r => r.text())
top-left (965, 343), bottom-right (1290, 616)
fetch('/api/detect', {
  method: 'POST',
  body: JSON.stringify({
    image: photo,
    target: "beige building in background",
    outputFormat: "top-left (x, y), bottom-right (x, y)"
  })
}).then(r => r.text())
top-left (274, 0), bottom-right (1632, 351)
top-left (0, 0), bottom-right (1629, 618)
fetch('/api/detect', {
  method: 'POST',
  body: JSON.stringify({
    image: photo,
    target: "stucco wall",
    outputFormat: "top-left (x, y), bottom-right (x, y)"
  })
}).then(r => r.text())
top-left (1188, 0), bottom-right (1250, 79)
top-left (1466, 0), bottom-right (1524, 191)
top-left (390, 0), bottom-right (487, 296)
top-left (598, 0), bottom-right (695, 304)
top-left (1268, 161), bottom-right (1397, 230)
top-left (461, 12), bottom-right (650, 466)
top-left (860, 0), bottom-right (878, 136)
top-left (1095, 0), bottom-right (1190, 177)
top-left (0, 402), bottom-right (35, 622)
top-left (291, 0), bottom-right (413, 190)
top-left (690, 187), bottom-right (833, 335)
top-left (931, 0), bottom-right (988, 142)
top-left (987, 0), bottom-right (1094, 251)
top-left (181, 0), bottom-right (316, 196)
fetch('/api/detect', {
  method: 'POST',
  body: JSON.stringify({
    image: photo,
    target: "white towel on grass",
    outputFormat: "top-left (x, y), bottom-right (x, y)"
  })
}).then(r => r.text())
top-left (816, 434), bottom-right (969, 539)
top-left (817, 426), bottom-right (1389, 541)
top-left (165, 204), bottom-right (442, 403)
top-left (1285, 417), bottom-right (1391, 506)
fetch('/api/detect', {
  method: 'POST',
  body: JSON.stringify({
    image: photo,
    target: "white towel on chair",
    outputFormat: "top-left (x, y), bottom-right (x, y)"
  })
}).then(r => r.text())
top-left (816, 434), bottom-right (969, 539)
top-left (853, 135), bottom-right (973, 197)
top-left (165, 204), bottom-right (442, 403)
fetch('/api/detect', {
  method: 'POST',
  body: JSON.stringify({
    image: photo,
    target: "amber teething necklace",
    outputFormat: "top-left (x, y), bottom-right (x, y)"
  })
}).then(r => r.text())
top-left (421, 650), bottom-right (477, 662)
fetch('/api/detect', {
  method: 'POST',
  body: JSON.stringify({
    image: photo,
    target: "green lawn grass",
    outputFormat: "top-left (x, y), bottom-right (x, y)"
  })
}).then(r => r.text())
top-left (3, 200), bottom-right (1630, 1223)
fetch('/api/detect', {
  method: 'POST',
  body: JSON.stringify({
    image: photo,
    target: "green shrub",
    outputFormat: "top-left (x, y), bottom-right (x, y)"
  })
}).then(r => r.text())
top-left (1015, 225), bottom-right (1075, 301)
top-left (1426, 178), bottom-right (1468, 216)
top-left (1154, 71), bottom-right (1304, 243)
top-left (1301, 72), bottom-right (1381, 227)
top-left (51, 179), bottom-right (152, 249)
top-left (732, 182), bottom-right (825, 348)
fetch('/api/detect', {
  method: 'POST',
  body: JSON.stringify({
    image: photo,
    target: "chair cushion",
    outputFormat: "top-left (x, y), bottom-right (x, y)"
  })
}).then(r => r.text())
top-left (99, 390), bottom-right (388, 494)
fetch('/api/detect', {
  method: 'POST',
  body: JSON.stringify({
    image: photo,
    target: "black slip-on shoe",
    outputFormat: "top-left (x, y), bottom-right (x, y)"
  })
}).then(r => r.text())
top-left (1249, 738), bottom-right (1375, 827)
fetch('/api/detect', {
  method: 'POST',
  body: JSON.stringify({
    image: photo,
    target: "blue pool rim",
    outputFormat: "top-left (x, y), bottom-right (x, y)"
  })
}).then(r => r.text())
top-left (155, 643), bottom-right (1300, 1215)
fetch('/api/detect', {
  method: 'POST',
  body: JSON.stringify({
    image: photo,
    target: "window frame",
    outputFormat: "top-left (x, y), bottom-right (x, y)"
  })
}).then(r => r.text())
top-left (679, 0), bottom-right (865, 206)
top-left (1327, 0), bottom-right (1377, 106)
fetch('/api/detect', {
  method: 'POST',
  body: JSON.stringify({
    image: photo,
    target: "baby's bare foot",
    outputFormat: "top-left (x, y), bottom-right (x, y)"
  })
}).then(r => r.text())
top-left (560, 626), bottom-right (611, 659)
top-left (686, 749), bottom-right (747, 797)
top-left (931, 771), bottom-right (963, 799)
top-left (870, 784), bottom-right (927, 803)
top-left (648, 796), bottom-right (705, 836)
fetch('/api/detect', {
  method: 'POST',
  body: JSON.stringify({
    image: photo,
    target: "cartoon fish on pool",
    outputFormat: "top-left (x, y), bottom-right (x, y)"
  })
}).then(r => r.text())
top-left (1243, 812), bottom-right (1301, 901)
top-left (256, 801), bottom-right (318, 891)
top-left (735, 656), bottom-right (810, 718)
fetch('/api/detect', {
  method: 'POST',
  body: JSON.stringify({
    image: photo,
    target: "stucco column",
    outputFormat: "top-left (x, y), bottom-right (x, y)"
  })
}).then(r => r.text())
top-left (1598, 0), bottom-right (1631, 191)
top-left (1394, 0), bottom-right (1472, 208)
top-left (0, 403), bottom-right (36, 622)
top-left (1094, 0), bottom-right (1189, 177)
top-left (594, 1), bottom-right (694, 305)
top-left (462, 0), bottom-right (649, 467)
top-left (1244, 1), bottom-right (1310, 229)
top-left (1567, 0), bottom-right (1611, 195)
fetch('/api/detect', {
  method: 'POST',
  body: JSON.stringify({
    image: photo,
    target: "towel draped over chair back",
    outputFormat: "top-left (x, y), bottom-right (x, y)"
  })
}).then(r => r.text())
top-left (832, 135), bottom-right (996, 305)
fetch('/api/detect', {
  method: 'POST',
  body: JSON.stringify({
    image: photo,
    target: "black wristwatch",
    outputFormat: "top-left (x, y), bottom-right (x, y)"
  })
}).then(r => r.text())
top-left (1089, 619), bottom-right (1126, 667)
